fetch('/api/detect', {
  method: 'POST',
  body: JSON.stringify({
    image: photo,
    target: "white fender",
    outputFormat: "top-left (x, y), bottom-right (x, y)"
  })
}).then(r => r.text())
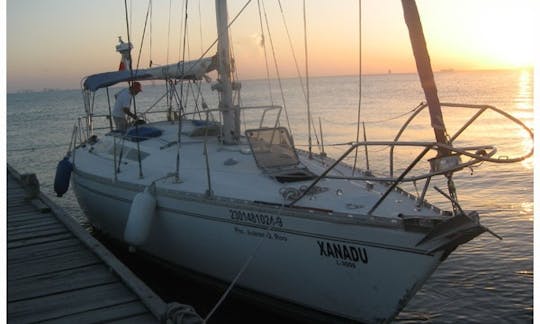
top-left (124, 187), bottom-right (156, 246)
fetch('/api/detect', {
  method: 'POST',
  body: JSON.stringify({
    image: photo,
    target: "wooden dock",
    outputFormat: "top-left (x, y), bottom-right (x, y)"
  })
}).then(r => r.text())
top-left (7, 165), bottom-right (200, 323)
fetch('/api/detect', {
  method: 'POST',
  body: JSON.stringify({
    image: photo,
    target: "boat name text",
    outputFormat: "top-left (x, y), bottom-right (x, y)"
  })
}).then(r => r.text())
top-left (229, 209), bottom-right (283, 228)
top-left (317, 240), bottom-right (368, 265)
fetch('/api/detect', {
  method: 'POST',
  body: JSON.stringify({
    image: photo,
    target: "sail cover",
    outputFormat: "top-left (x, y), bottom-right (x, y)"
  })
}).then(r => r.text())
top-left (83, 56), bottom-right (216, 91)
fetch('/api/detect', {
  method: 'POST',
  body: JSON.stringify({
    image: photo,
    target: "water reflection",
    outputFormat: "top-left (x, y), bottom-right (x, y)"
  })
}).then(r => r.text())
top-left (516, 70), bottom-right (532, 111)
top-left (520, 202), bottom-right (533, 221)
top-left (515, 70), bottom-right (534, 170)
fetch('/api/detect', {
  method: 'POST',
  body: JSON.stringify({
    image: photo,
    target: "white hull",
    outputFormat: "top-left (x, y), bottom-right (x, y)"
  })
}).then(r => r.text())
top-left (63, 0), bottom-right (532, 321)
top-left (64, 112), bottom-right (492, 323)
top-left (73, 168), bottom-right (448, 322)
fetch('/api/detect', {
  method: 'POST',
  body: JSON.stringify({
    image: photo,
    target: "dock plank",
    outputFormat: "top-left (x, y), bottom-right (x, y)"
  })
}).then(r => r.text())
top-left (8, 218), bottom-right (61, 231)
top-left (7, 209), bottom-right (48, 218)
top-left (7, 232), bottom-right (74, 249)
top-left (7, 165), bottom-right (170, 323)
top-left (8, 282), bottom-right (139, 323)
top-left (7, 204), bottom-right (36, 211)
top-left (7, 213), bottom-right (63, 225)
top-left (8, 249), bottom-right (101, 281)
top-left (8, 263), bottom-right (118, 302)
top-left (8, 222), bottom-right (68, 237)
top-left (7, 221), bottom-right (60, 232)
top-left (7, 226), bottom-right (70, 243)
top-left (38, 301), bottom-right (151, 324)
top-left (8, 238), bottom-right (83, 263)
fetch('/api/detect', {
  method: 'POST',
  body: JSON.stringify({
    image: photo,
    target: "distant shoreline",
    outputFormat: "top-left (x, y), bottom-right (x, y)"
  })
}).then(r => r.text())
top-left (7, 67), bottom-right (533, 95)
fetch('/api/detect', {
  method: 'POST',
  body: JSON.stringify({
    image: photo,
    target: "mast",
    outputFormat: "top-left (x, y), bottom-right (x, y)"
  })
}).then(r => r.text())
top-left (215, 0), bottom-right (239, 144)
top-left (401, 0), bottom-right (449, 152)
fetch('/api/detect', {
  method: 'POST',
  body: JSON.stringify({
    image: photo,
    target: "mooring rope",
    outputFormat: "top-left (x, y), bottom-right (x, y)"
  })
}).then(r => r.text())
top-left (165, 302), bottom-right (202, 323)
top-left (204, 202), bottom-right (286, 322)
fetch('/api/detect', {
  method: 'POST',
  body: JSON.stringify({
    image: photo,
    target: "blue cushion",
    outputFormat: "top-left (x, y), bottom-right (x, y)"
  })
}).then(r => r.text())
top-left (126, 126), bottom-right (162, 142)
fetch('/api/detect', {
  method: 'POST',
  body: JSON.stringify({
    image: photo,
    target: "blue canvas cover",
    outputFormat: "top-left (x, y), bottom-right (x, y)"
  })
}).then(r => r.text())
top-left (83, 70), bottom-right (154, 92)
top-left (125, 126), bottom-right (163, 142)
top-left (83, 56), bottom-right (216, 91)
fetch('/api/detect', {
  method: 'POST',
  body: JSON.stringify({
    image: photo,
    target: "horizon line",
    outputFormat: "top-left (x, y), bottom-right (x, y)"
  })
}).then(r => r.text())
top-left (7, 67), bottom-right (532, 94)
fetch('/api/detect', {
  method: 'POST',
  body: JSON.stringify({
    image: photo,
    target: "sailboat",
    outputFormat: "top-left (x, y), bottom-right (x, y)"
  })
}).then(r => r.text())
top-left (58, 0), bottom-right (533, 322)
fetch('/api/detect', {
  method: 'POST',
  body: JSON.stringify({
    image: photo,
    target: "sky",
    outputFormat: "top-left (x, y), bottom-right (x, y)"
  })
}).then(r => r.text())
top-left (5, 0), bottom-right (537, 93)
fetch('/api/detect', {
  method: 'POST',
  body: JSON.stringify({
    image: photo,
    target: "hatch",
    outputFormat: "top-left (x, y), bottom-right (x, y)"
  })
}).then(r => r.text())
top-left (246, 127), bottom-right (316, 183)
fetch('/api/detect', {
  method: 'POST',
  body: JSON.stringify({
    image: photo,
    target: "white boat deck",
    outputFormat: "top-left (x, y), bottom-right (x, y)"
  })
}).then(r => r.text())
top-left (75, 121), bottom-right (443, 221)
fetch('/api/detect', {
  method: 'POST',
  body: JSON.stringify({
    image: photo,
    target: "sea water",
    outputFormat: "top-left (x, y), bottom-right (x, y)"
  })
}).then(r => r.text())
top-left (6, 69), bottom-right (533, 323)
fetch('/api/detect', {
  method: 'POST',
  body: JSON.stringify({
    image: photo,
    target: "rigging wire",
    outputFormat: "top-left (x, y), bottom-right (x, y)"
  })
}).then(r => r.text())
top-left (175, 0), bottom-right (190, 181)
top-left (179, 0), bottom-right (187, 60)
top-left (277, 0), bottom-right (306, 102)
top-left (106, 88), bottom-right (113, 132)
top-left (260, 1), bottom-right (293, 132)
top-left (314, 102), bottom-right (423, 127)
top-left (194, 2), bottom-right (208, 121)
top-left (135, 0), bottom-right (152, 71)
top-left (149, 0), bottom-right (153, 66)
top-left (123, 0), bottom-right (143, 178)
top-left (129, 0), bottom-right (133, 36)
top-left (178, 0), bottom-right (252, 82)
top-left (352, 0), bottom-right (363, 175)
top-left (228, 29), bottom-right (241, 107)
top-left (123, 0), bottom-right (132, 66)
top-left (188, 81), bottom-right (203, 120)
top-left (198, 0), bottom-right (203, 56)
top-left (166, 0), bottom-right (173, 65)
top-left (277, 1), bottom-right (323, 148)
top-left (303, 0), bottom-right (313, 158)
top-left (363, 102), bottom-right (424, 124)
top-left (257, 0), bottom-right (275, 108)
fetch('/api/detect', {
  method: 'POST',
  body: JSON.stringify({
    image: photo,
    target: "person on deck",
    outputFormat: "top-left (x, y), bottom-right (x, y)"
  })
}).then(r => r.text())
top-left (112, 82), bottom-right (142, 131)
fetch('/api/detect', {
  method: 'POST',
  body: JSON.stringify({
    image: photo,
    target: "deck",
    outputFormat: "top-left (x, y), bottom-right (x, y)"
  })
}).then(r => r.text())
top-left (6, 164), bottom-right (199, 323)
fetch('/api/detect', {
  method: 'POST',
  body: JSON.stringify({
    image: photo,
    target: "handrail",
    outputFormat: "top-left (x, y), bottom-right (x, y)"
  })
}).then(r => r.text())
top-left (390, 102), bottom-right (534, 177)
top-left (76, 104), bottom-right (284, 144)
top-left (287, 140), bottom-right (497, 208)
top-left (288, 102), bottom-right (533, 211)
